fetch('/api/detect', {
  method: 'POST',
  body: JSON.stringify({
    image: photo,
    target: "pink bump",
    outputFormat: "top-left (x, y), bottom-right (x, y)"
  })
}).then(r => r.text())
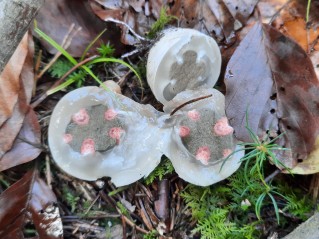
top-left (81, 138), bottom-right (95, 155)
top-left (109, 127), bottom-right (125, 143)
top-left (179, 126), bottom-right (190, 137)
top-left (63, 134), bottom-right (73, 143)
top-left (72, 109), bottom-right (89, 125)
top-left (105, 109), bottom-right (117, 121)
top-left (223, 148), bottom-right (232, 158)
top-left (196, 146), bottom-right (211, 165)
top-left (187, 110), bottom-right (200, 121)
top-left (213, 117), bottom-right (234, 136)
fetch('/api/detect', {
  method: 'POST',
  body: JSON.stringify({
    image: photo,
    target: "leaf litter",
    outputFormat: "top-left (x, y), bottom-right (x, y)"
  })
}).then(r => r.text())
top-left (0, 169), bottom-right (62, 239)
top-left (0, 33), bottom-right (41, 171)
top-left (90, 0), bottom-right (259, 45)
top-left (34, 0), bottom-right (125, 57)
top-left (1, 0), bottom-right (319, 238)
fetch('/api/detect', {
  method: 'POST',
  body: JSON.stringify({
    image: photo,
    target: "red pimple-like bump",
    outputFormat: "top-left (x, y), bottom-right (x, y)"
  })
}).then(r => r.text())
top-left (213, 117), bottom-right (234, 136)
top-left (179, 126), bottom-right (190, 137)
top-left (72, 109), bottom-right (89, 125)
top-left (196, 146), bottom-right (211, 165)
top-left (81, 138), bottom-right (95, 155)
top-left (109, 127), bottom-right (125, 144)
top-left (63, 134), bottom-right (73, 143)
top-left (105, 109), bottom-right (117, 121)
top-left (187, 110), bottom-right (200, 121)
top-left (223, 148), bottom-right (232, 158)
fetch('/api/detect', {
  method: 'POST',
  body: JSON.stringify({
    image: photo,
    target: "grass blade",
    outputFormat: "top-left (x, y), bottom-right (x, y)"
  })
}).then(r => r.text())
top-left (87, 58), bottom-right (143, 88)
top-left (80, 28), bottom-right (107, 61)
top-left (34, 27), bottom-right (78, 65)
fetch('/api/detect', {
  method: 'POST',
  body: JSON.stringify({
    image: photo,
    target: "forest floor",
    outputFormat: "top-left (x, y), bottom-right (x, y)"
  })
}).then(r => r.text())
top-left (1, 0), bottom-right (319, 238)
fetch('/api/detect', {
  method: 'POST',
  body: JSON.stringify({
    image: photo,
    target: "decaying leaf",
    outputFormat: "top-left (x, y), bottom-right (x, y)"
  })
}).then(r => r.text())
top-left (90, 0), bottom-right (259, 45)
top-left (0, 33), bottom-right (29, 128)
top-left (225, 22), bottom-right (319, 170)
top-left (0, 109), bottom-right (41, 172)
top-left (0, 170), bottom-right (63, 238)
top-left (0, 33), bottom-right (36, 161)
top-left (270, 0), bottom-right (319, 79)
top-left (34, 0), bottom-right (124, 57)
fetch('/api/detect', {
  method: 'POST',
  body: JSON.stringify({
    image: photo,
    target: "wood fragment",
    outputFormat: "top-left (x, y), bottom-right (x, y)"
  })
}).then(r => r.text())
top-left (0, 0), bottom-right (44, 73)
top-left (154, 179), bottom-right (169, 221)
top-left (138, 197), bottom-right (154, 231)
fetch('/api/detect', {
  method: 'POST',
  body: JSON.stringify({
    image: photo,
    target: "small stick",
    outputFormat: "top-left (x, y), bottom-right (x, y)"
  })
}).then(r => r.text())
top-left (47, 54), bottom-right (98, 93)
top-left (83, 194), bottom-right (100, 216)
top-left (265, 169), bottom-right (281, 183)
top-left (45, 155), bottom-right (52, 189)
top-left (170, 94), bottom-right (212, 116)
top-left (33, 49), bottom-right (42, 96)
top-left (99, 191), bottom-right (149, 234)
top-left (36, 24), bottom-right (79, 79)
top-left (268, 0), bottom-right (292, 25)
top-left (31, 55), bottom-right (98, 108)
top-left (105, 19), bottom-right (149, 42)
top-left (121, 216), bottom-right (127, 239)
top-left (120, 213), bottom-right (149, 234)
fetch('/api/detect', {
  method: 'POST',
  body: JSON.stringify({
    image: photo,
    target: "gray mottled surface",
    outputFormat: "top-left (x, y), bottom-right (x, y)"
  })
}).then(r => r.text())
top-left (283, 213), bottom-right (319, 239)
top-left (66, 105), bottom-right (123, 153)
top-left (0, 0), bottom-right (43, 73)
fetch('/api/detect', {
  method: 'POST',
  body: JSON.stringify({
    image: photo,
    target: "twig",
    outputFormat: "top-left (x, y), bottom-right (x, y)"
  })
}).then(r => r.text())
top-left (105, 18), bottom-right (150, 42)
top-left (268, 0), bottom-right (292, 25)
top-left (99, 190), bottom-right (149, 234)
top-left (36, 24), bottom-right (79, 79)
top-left (120, 212), bottom-right (149, 234)
top-left (31, 25), bottom-right (82, 108)
top-left (121, 216), bottom-right (127, 239)
top-left (120, 42), bottom-right (153, 59)
top-left (170, 94), bottom-right (212, 116)
top-left (33, 49), bottom-right (42, 96)
top-left (265, 169), bottom-right (281, 183)
top-left (48, 54), bottom-right (98, 93)
top-left (45, 155), bottom-right (52, 189)
top-left (138, 197), bottom-right (153, 230)
top-left (17, 136), bottom-right (48, 152)
top-left (31, 55), bottom-right (97, 108)
top-left (83, 194), bottom-right (100, 216)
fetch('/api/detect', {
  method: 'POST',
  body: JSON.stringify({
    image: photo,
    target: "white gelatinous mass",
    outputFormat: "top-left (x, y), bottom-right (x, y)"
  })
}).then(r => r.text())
top-left (49, 29), bottom-right (240, 187)
top-left (49, 87), bottom-right (242, 187)
top-left (49, 87), bottom-right (169, 187)
top-left (147, 28), bottom-right (221, 104)
top-left (163, 89), bottom-right (243, 186)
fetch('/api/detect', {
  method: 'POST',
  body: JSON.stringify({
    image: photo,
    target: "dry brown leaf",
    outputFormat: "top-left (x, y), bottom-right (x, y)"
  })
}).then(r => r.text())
top-left (91, 0), bottom-right (259, 45)
top-left (270, 0), bottom-right (319, 80)
top-left (280, 17), bottom-right (318, 52)
top-left (0, 109), bottom-right (41, 172)
top-left (34, 0), bottom-right (124, 57)
top-left (0, 34), bottom-right (29, 127)
top-left (0, 170), bottom-right (63, 239)
top-left (0, 33), bottom-right (35, 160)
top-left (225, 22), bottom-right (319, 170)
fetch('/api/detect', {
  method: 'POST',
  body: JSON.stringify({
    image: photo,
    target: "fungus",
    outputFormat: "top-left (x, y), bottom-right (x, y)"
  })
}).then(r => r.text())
top-left (49, 28), bottom-right (241, 187)
top-left (164, 89), bottom-right (243, 186)
top-left (147, 28), bottom-right (221, 104)
top-left (49, 86), bottom-right (166, 187)
top-left (101, 80), bottom-right (122, 94)
top-left (49, 87), bottom-right (241, 187)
